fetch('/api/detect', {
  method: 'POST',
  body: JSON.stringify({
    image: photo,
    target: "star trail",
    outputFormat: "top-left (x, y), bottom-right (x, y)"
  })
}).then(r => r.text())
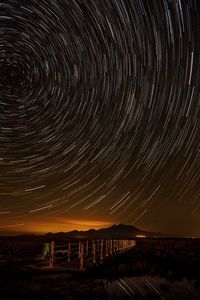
top-left (0, 0), bottom-right (199, 235)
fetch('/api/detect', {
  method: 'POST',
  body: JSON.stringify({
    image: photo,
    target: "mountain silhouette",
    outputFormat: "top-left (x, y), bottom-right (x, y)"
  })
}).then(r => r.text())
top-left (45, 224), bottom-right (157, 239)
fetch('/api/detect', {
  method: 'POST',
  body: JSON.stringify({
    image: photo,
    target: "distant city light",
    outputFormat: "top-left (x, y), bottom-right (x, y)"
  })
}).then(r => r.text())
top-left (136, 235), bottom-right (146, 238)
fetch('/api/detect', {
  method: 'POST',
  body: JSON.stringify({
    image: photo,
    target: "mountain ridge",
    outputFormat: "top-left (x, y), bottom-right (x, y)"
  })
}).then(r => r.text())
top-left (44, 223), bottom-right (160, 239)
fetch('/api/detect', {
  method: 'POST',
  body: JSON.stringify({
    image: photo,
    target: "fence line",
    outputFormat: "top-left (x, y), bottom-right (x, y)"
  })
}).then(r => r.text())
top-left (42, 239), bottom-right (136, 271)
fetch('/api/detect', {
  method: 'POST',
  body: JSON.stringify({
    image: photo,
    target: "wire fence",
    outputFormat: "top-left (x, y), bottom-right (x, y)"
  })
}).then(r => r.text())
top-left (42, 239), bottom-right (136, 271)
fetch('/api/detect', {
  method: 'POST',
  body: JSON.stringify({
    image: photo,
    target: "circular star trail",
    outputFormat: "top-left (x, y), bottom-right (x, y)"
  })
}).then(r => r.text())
top-left (0, 0), bottom-right (199, 235)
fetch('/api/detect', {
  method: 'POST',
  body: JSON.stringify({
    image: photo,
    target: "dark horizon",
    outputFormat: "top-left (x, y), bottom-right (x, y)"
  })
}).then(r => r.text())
top-left (1, 223), bottom-right (199, 239)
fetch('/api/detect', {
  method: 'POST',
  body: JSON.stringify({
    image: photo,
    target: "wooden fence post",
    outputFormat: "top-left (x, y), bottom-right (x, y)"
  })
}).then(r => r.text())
top-left (97, 239), bottom-right (100, 253)
top-left (50, 240), bottom-right (55, 267)
top-left (100, 239), bottom-right (103, 263)
top-left (106, 240), bottom-right (108, 257)
top-left (68, 242), bottom-right (71, 262)
top-left (113, 240), bottom-right (116, 254)
top-left (119, 240), bottom-right (122, 253)
top-left (86, 240), bottom-right (89, 256)
top-left (92, 240), bottom-right (96, 264)
top-left (80, 242), bottom-right (84, 271)
top-left (110, 240), bottom-right (113, 255)
top-left (78, 241), bottom-right (81, 258)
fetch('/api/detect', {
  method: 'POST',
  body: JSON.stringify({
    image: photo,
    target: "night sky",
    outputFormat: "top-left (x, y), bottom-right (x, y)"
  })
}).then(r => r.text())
top-left (0, 0), bottom-right (199, 236)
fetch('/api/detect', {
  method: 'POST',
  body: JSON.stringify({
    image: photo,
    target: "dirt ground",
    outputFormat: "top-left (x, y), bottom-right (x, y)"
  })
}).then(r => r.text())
top-left (0, 237), bottom-right (200, 299)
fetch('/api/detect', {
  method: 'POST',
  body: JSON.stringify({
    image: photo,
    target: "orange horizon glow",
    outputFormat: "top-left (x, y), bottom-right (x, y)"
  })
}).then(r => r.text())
top-left (0, 218), bottom-right (114, 235)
